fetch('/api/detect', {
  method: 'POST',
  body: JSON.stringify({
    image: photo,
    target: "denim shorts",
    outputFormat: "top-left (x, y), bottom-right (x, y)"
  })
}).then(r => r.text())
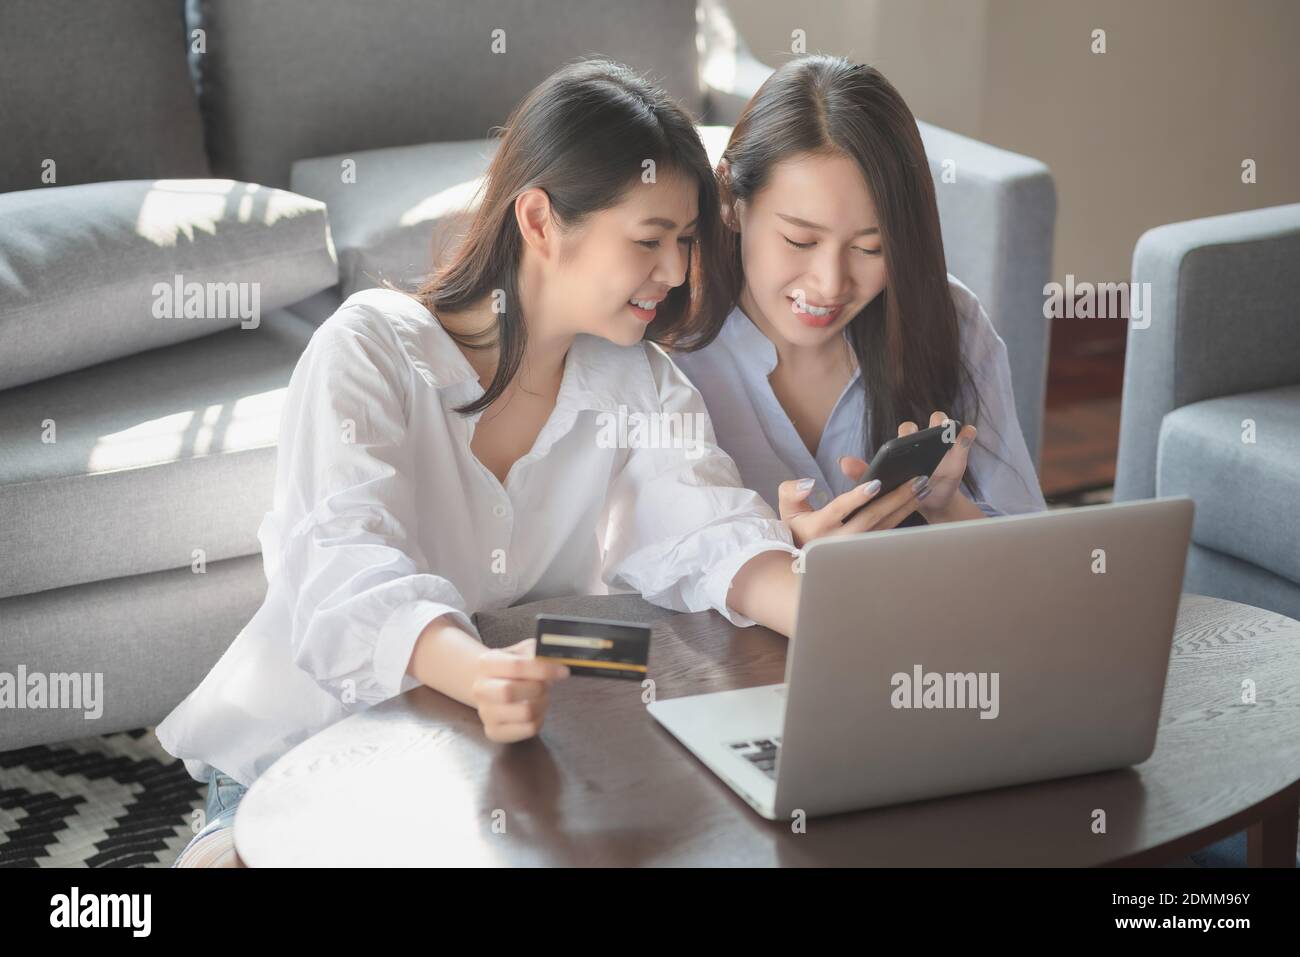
top-left (1190, 829), bottom-right (1300, 867)
top-left (171, 766), bottom-right (248, 867)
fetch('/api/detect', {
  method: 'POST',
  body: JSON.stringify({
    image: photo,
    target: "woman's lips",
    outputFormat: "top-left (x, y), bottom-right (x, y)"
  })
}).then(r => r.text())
top-left (788, 296), bottom-right (845, 327)
top-left (627, 299), bottom-right (661, 322)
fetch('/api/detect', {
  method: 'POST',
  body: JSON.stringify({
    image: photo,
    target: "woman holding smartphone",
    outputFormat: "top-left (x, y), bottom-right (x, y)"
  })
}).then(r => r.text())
top-left (672, 54), bottom-right (1046, 547)
top-left (159, 58), bottom-right (812, 867)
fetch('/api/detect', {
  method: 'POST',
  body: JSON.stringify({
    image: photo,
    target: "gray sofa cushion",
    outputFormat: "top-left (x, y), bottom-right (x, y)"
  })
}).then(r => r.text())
top-left (189, 0), bottom-right (701, 189)
top-left (0, 553), bottom-right (267, 754)
top-left (0, 0), bottom-right (209, 191)
top-left (292, 140), bottom-right (499, 297)
top-left (0, 310), bottom-right (317, 600)
top-left (0, 554), bottom-right (268, 751)
top-left (0, 179), bottom-right (338, 391)
top-left (1156, 384), bottom-right (1300, 584)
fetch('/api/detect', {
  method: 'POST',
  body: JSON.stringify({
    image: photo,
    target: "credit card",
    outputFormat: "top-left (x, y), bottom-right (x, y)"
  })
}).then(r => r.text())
top-left (534, 614), bottom-right (652, 680)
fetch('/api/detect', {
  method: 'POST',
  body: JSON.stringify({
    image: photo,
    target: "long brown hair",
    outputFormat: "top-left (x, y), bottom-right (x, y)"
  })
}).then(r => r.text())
top-left (690, 54), bottom-right (1015, 499)
top-left (405, 58), bottom-right (730, 416)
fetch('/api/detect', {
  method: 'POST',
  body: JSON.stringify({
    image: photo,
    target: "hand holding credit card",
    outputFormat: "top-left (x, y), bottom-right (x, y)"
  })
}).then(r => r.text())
top-left (534, 614), bottom-right (652, 680)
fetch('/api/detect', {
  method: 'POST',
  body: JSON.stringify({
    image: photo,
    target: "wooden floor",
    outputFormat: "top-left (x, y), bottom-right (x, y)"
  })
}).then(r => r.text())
top-left (1039, 320), bottom-right (1127, 501)
top-left (1041, 397), bottom-right (1122, 501)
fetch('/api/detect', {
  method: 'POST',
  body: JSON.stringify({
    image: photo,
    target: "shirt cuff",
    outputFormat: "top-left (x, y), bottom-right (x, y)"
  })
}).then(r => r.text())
top-left (374, 599), bottom-right (480, 700)
top-left (704, 538), bottom-right (801, 629)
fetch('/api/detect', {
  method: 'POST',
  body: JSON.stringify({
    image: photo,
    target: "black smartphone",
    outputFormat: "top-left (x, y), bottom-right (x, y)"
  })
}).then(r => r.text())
top-left (840, 420), bottom-right (961, 525)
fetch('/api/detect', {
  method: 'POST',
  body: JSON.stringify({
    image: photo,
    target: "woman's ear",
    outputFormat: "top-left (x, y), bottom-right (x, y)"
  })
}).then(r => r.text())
top-left (514, 187), bottom-right (554, 255)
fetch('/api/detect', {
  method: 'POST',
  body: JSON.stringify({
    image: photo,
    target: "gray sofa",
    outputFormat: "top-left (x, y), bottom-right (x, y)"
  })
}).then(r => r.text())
top-left (0, 0), bottom-right (1056, 752)
top-left (1114, 203), bottom-right (1300, 620)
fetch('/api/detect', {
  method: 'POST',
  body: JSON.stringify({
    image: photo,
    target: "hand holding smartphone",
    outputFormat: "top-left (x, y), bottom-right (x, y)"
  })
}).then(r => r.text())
top-left (840, 419), bottom-right (961, 525)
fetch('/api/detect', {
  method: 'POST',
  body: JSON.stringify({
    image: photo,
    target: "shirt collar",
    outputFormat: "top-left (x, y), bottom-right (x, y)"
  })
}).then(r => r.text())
top-left (361, 289), bottom-right (660, 414)
top-left (720, 302), bottom-right (861, 385)
top-left (557, 334), bottom-right (662, 415)
top-left (353, 289), bottom-right (478, 388)
top-left (720, 303), bottom-right (779, 374)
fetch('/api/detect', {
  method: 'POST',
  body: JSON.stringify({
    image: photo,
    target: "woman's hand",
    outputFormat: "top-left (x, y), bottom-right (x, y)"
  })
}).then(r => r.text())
top-left (471, 638), bottom-right (569, 743)
top-left (839, 411), bottom-right (979, 523)
top-left (777, 473), bottom-right (928, 548)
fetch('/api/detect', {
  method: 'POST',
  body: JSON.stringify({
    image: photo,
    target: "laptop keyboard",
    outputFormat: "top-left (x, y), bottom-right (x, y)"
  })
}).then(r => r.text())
top-left (729, 736), bottom-right (782, 779)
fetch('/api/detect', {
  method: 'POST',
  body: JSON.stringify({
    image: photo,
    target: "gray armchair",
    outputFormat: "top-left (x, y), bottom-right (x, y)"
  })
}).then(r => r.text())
top-left (1115, 203), bottom-right (1300, 619)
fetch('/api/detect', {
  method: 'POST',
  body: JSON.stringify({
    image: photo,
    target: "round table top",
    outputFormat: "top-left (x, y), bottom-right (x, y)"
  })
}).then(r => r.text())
top-left (235, 592), bottom-right (1300, 866)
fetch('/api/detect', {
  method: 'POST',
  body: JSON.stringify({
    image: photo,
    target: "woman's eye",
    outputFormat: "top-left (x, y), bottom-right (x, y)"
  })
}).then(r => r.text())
top-left (639, 236), bottom-right (696, 249)
top-left (783, 234), bottom-right (881, 256)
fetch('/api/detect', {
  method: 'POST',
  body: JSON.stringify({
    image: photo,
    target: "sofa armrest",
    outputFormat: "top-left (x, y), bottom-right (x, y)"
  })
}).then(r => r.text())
top-left (917, 123), bottom-right (1056, 471)
top-left (1114, 202), bottom-right (1300, 502)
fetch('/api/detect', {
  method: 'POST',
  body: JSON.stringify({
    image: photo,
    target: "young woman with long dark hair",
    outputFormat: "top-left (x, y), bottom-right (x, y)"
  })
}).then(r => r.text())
top-left (158, 59), bottom-right (818, 867)
top-left (672, 55), bottom-right (1046, 547)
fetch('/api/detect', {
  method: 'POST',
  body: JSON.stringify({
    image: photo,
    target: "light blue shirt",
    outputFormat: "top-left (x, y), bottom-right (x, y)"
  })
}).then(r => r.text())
top-left (671, 274), bottom-right (1047, 518)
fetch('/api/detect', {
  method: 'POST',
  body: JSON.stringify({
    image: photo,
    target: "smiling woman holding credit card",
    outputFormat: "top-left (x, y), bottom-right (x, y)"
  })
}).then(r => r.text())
top-left (157, 59), bottom-right (813, 867)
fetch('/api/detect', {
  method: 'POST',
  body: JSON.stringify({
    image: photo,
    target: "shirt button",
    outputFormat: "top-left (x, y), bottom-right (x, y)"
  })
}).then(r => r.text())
top-left (492, 504), bottom-right (507, 517)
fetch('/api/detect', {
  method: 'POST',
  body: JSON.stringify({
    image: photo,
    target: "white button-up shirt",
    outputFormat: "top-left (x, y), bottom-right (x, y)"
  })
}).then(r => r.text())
top-left (671, 275), bottom-right (1047, 517)
top-left (156, 289), bottom-right (797, 787)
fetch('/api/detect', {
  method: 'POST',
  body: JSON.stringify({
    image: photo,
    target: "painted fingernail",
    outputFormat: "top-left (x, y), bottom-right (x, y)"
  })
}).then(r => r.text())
top-left (917, 486), bottom-right (932, 502)
top-left (911, 475), bottom-right (929, 494)
top-left (960, 433), bottom-right (973, 449)
top-left (861, 479), bottom-right (881, 497)
top-left (796, 478), bottom-right (815, 491)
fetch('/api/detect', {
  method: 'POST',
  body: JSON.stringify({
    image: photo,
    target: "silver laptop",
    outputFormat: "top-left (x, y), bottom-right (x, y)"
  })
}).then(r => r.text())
top-left (647, 497), bottom-right (1194, 820)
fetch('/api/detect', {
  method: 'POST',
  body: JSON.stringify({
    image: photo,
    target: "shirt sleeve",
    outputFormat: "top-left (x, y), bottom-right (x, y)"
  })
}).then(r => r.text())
top-left (968, 491), bottom-right (1006, 518)
top-left (598, 345), bottom-right (800, 628)
top-left (955, 283), bottom-right (1048, 517)
top-left (258, 306), bottom-right (480, 711)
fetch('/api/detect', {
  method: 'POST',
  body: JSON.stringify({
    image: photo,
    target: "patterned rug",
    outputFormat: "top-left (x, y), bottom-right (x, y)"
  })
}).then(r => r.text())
top-left (0, 727), bottom-right (201, 868)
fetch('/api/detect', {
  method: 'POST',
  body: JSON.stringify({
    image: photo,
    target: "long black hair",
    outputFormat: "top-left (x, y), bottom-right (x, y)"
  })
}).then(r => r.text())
top-left (686, 54), bottom-right (1032, 501)
top-left (407, 58), bottom-right (730, 417)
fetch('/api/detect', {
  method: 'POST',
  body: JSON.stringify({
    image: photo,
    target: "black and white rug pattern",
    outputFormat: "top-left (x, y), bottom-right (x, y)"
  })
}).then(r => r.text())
top-left (0, 727), bottom-right (202, 868)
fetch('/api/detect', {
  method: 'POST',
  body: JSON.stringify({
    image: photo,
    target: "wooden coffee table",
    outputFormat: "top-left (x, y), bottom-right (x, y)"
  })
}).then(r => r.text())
top-left (235, 593), bottom-right (1300, 866)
